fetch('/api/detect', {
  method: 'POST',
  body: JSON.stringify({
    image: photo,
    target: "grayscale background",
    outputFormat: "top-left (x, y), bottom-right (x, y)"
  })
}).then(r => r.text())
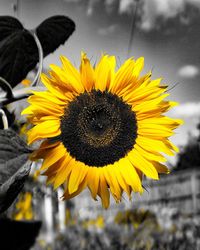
top-left (0, 1), bottom-right (200, 250)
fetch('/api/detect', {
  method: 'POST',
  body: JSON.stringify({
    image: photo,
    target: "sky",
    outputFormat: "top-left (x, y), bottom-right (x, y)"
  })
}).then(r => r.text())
top-left (1, 0), bottom-right (200, 149)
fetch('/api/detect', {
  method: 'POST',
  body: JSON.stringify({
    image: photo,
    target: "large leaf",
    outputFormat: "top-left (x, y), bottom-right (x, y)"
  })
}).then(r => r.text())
top-left (36, 15), bottom-right (75, 57)
top-left (0, 129), bottom-right (32, 213)
top-left (0, 218), bottom-right (42, 250)
top-left (0, 16), bottom-right (23, 40)
top-left (0, 16), bottom-right (37, 88)
top-left (0, 15), bottom-right (75, 87)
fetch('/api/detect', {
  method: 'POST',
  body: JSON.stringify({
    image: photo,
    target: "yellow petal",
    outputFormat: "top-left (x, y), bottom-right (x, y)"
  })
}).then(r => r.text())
top-left (139, 117), bottom-right (183, 129)
top-left (98, 171), bottom-right (110, 209)
top-left (131, 57), bottom-right (144, 78)
top-left (80, 52), bottom-right (95, 91)
top-left (109, 58), bottom-right (135, 94)
top-left (136, 136), bottom-right (175, 156)
top-left (40, 143), bottom-right (66, 171)
top-left (133, 94), bottom-right (169, 113)
top-left (137, 124), bottom-right (175, 137)
top-left (87, 167), bottom-right (100, 200)
top-left (27, 120), bottom-right (61, 144)
top-left (148, 78), bottom-right (162, 88)
top-left (68, 163), bottom-right (88, 194)
top-left (60, 56), bottom-right (81, 85)
top-left (41, 73), bottom-right (68, 100)
top-left (95, 55), bottom-right (116, 91)
top-left (118, 158), bottom-right (143, 193)
top-left (113, 162), bottom-right (131, 197)
top-left (103, 166), bottom-right (121, 202)
top-left (53, 154), bottom-right (73, 189)
top-left (134, 144), bottom-right (166, 162)
top-left (63, 177), bottom-right (87, 200)
top-left (128, 149), bottom-right (159, 180)
top-left (23, 98), bottom-right (64, 117)
top-left (31, 91), bottom-right (68, 105)
top-left (152, 161), bottom-right (169, 174)
top-left (123, 86), bottom-right (166, 105)
top-left (50, 64), bottom-right (84, 94)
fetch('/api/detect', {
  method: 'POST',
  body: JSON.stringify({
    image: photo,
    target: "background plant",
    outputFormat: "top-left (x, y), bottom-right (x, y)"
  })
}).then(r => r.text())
top-left (0, 14), bottom-right (75, 250)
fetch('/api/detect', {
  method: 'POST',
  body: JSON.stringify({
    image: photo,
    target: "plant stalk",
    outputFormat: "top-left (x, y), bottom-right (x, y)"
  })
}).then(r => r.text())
top-left (30, 31), bottom-right (43, 87)
top-left (0, 86), bottom-right (45, 106)
top-left (0, 109), bottom-right (8, 129)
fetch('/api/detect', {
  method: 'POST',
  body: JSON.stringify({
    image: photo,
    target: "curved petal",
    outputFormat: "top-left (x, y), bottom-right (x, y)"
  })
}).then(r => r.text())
top-left (27, 120), bottom-right (61, 144)
top-left (95, 54), bottom-right (116, 91)
top-left (80, 52), bottom-right (95, 91)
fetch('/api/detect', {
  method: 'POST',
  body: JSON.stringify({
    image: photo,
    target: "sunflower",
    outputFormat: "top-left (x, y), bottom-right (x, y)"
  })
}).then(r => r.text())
top-left (14, 192), bottom-right (33, 221)
top-left (22, 53), bottom-right (182, 208)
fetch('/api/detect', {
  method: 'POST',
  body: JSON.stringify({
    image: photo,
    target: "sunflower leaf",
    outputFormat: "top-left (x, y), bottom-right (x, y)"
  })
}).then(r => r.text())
top-left (0, 129), bottom-right (32, 213)
top-left (36, 15), bottom-right (75, 57)
top-left (0, 15), bottom-right (75, 88)
top-left (0, 15), bottom-right (23, 40)
top-left (0, 16), bottom-right (37, 88)
top-left (0, 162), bottom-right (31, 214)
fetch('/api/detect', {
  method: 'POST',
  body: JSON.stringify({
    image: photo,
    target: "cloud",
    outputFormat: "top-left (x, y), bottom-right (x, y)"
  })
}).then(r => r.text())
top-left (86, 0), bottom-right (100, 16)
top-left (171, 102), bottom-right (200, 117)
top-left (63, 0), bottom-right (200, 31)
top-left (86, 0), bottom-right (118, 16)
top-left (169, 102), bottom-right (200, 147)
top-left (97, 24), bottom-right (118, 36)
top-left (119, 0), bottom-right (135, 14)
top-left (105, 0), bottom-right (118, 13)
top-left (177, 65), bottom-right (199, 79)
top-left (119, 0), bottom-right (200, 31)
top-left (143, 0), bottom-right (200, 30)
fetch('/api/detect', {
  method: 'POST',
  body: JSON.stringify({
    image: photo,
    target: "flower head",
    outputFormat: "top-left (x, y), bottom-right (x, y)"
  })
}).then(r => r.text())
top-left (22, 53), bottom-right (182, 208)
top-left (14, 192), bottom-right (33, 221)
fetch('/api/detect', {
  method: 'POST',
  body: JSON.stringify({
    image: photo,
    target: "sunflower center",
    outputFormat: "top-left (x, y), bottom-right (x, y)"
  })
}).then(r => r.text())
top-left (60, 90), bottom-right (137, 167)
